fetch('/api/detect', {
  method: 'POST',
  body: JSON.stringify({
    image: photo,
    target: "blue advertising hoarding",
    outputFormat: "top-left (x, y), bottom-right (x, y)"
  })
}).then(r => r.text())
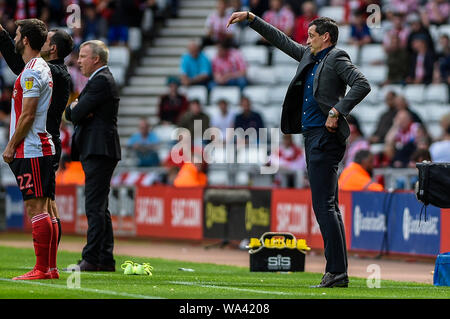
top-left (388, 193), bottom-right (440, 256)
top-left (351, 191), bottom-right (441, 256)
top-left (351, 192), bottom-right (389, 251)
top-left (5, 186), bottom-right (24, 229)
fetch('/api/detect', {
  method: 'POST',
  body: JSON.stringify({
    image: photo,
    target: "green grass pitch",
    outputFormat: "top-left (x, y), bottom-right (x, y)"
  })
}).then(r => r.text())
top-left (0, 245), bottom-right (448, 299)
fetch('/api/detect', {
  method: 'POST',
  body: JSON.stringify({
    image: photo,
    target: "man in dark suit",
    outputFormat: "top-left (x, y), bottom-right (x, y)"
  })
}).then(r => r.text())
top-left (228, 12), bottom-right (371, 287)
top-left (65, 40), bottom-right (121, 271)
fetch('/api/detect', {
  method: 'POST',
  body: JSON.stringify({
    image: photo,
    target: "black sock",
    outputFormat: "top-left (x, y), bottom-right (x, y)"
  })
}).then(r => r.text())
top-left (56, 218), bottom-right (62, 245)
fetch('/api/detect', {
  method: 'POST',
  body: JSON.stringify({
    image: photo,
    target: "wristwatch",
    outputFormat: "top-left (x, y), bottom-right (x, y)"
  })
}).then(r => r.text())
top-left (328, 109), bottom-right (339, 118)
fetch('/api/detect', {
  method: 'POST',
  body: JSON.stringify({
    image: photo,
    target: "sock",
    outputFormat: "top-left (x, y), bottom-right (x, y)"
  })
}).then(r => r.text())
top-left (31, 213), bottom-right (53, 273)
top-left (49, 218), bottom-right (59, 270)
top-left (56, 218), bottom-right (61, 245)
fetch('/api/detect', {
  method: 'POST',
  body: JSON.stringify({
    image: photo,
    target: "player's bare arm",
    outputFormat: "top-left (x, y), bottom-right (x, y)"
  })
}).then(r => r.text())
top-left (2, 97), bottom-right (39, 163)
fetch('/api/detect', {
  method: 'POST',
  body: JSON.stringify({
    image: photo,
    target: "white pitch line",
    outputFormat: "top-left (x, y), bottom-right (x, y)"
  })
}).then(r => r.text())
top-left (0, 278), bottom-right (163, 299)
top-left (170, 281), bottom-right (293, 296)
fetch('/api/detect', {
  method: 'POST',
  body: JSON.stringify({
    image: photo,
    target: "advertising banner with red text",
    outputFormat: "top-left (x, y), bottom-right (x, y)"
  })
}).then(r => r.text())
top-left (55, 185), bottom-right (77, 234)
top-left (271, 189), bottom-right (311, 242)
top-left (24, 185), bottom-right (77, 233)
top-left (135, 186), bottom-right (203, 240)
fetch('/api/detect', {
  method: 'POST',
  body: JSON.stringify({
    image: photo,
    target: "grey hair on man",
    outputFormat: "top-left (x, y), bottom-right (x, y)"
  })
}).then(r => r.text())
top-left (80, 40), bottom-right (109, 65)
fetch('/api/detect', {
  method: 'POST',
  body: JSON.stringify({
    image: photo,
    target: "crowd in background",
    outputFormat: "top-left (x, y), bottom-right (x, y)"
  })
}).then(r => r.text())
top-left (0, 0), bottom-right (449, 189)
top-left (145, 0), bottom-right (450, 187)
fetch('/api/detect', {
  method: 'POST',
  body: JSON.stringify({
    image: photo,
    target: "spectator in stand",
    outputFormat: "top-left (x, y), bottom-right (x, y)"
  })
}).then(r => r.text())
top-left (370, 91), bottom-right (398, 144)
top-left (0, 85), bottom-right (11, 127)
top-left (270, 134), bottom-right (306, 187)
top-left (127, 118), bottom-right (161, 167)
top-left (293, 1), bottom-right (318, 45)
top-left (173, 154), bottom-right (208, 187)
top-left (343, 115), bottom-right (370, 167)
top-left (158, 76), bottom-right (189, 125)
top-left (260, 0), bottom-right (295, 40)
top-left (338, 149), bottom-right (384, 191)
top-left (383, 12), bottom-right (409, 52)
top-left (395, 94), bottom-right (423, 124)
top-left (429, 115), bottom-right (450, 162)
top-left (210, 98), bottom-right (236, 141)
top-left (180, 40), bottom-right (212, 88)
top-left (67, 51), bottom-right (88, 103)
top-left (203, 0), bottom-right (236, 47)
top-left (384, 109), bottom-right (426, 167)
top-left (390, 0), bottom-right (419, 16)
top-left (59, 120), bottom-right (72, 159)
top-left (421, 0), bottom-right (450, 26)
top-left (178, 99), bottom-right (211, 145)
top-left (211, 39), bottom-right (248, 90)
top-left (233, 96), bottom-right (265, 141)
top-left (406, 34), bottom-right (435, 84)
top-left (406, 12), bottom-right (435, 56)
top-left (249, 0), bottom-right (269, 18)
top-left (82, 3), bottom-right (108, 42)
top-left (349, 9), bottom-right (372, 47)
top-left (106, 0), bottom-right (136, 46)
top-left (385, 34), bottom-right (410, 85)
top-left (55, 155), bottom-right (85, 186)
top-left (437, 34), bottom-right (450, 85)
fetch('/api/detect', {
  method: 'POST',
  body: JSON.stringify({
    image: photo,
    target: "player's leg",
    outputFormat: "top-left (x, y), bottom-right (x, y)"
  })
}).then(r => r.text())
top-left (12, 197), bottom-right (54, 280)
top-left (47, 199), bottom-right (60, 278)
top-left (8, 157), bottom-right (53, 280)
top-left (51, 144), bottom-right (62, 245)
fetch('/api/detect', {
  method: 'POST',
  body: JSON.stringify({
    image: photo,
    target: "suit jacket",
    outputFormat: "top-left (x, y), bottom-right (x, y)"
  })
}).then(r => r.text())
top-left (249, 17), bottom-right (371, 143)
top-left (65, 67), bottom-right (121, 161)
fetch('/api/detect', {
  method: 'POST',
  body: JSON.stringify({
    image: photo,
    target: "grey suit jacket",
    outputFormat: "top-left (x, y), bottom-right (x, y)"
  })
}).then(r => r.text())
top-left (249, 16), bottom-right (371, 143)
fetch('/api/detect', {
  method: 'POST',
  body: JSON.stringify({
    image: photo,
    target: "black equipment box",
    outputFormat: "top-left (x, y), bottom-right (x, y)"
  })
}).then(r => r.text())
top-left (248, 232), bottom-right (310, 272)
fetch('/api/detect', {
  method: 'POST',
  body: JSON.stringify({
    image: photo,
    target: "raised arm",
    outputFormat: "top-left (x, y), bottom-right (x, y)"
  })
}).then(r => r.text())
top-left (0, 25), bottom-right (26, 75)
top-left (227, 11), bottom-right (306, 62)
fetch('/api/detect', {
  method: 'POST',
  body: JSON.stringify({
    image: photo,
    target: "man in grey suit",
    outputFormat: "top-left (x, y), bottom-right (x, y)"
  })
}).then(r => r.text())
top-left (228, 12), bottom-right (371, 288)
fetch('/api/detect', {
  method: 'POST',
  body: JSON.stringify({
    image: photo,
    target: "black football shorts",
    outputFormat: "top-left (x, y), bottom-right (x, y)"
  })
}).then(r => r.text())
top-left (9, 156), bottom-right (55, 201)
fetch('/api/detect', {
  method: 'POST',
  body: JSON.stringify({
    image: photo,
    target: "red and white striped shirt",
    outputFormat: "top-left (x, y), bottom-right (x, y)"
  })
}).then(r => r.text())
top-left (263, 7), bottom-right (295, 34)
top-left (212, 49), bottom-right (247, 77)
top-left (10, 57), bottom-right (55, 158)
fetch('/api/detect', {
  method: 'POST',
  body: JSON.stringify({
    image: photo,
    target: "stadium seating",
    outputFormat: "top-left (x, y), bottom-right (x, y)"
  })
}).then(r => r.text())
top-left (360, 44), bottom-right (386, 65)
top-left (210, 86), bottom-right (241, 105)
top-left (337, 44), bottom-right (358, 64)
top-left (239, 27), bottom-right (261, 45)
top-left (360, 65), bottom-right (388, 85)
top-left (109, 66), bottom-right (126, 87)
top-left (242, 86), bottom-right (270, 105)
top-left (247, 65), bottom-right (278, 85)
top-left (109, 46), bottom-right (131, 68)
top-left (241, 45), bottom-right (269, 65)
top-left (274, 65), bottom-right (298, 84)
top-left (272, 49), bottom-right (297, 65)
top-left (181, 85), bottom-right (208, 105)
top-left (424, 84), bottom-right (449, 104)
top-left (404, 84), bottom-right (426, 104)
top-left (128, 27), bottom-right (143, 52)
top-left (269, 85), bottom-right (288, 104)
top-left (318, 6), bottom-right (345, 24)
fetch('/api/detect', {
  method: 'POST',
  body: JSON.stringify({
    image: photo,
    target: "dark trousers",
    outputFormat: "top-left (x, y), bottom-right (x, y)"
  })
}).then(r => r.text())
top-left (304, 127), bottom-right (348, 274)
top-left (81, 155), bottom-right (118, 266)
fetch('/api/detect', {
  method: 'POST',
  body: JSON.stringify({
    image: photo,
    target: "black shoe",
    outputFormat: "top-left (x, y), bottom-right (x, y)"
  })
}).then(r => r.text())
top-left (76, 259), bottom-right (99, 271)
top-left (97, 264), bottom-right (116, 272)
top-left (311, 272), bottom-right (349, 288)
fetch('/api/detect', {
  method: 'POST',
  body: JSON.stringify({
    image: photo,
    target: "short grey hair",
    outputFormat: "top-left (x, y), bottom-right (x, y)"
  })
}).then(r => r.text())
top-left (80, 40), bottom-right (109, 64)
